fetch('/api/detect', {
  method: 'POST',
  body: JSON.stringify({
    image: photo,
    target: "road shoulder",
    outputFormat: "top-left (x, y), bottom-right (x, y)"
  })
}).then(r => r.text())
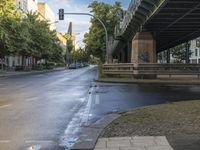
top-left (0, 67), bottom-right (66, 78)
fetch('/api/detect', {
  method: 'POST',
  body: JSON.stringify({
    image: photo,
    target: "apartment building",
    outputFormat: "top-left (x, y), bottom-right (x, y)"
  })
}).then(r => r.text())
top-left (190, 39), bottom-right (200, 64)
top-left (57, 32), bottom-right (67, 54)
top-left (16, 0), bottom-right (38, 12)
top-left (37, 2), bottom-right (56, 30)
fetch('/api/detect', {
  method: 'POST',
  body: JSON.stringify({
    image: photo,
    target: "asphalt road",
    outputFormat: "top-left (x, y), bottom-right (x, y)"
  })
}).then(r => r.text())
top-left (0, 66), bottom-right (200, 150)
top-left (0, 66), bottom-right (96, 150)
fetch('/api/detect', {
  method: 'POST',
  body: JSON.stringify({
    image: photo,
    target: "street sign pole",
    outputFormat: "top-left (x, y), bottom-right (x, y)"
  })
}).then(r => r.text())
top-left (58, 9), bottom-right (109, 63)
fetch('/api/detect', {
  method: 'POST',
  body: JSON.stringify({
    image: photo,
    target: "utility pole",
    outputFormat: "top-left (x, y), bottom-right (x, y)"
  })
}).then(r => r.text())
top-left (58, 10), bottom-right (109, 63)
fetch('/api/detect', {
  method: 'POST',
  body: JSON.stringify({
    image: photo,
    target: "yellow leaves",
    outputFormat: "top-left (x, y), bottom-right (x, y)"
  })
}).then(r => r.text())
top-left (64, 34), bottom-right (72, 40)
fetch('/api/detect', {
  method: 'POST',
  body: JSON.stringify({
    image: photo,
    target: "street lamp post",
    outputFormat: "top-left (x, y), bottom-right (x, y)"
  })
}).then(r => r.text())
top-left (60, 12), bottom-right (109, 63)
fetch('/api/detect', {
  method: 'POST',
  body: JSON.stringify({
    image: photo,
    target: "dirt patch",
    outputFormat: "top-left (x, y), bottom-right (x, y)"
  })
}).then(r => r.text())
top-left (102, 100), bottom-right (200, 150)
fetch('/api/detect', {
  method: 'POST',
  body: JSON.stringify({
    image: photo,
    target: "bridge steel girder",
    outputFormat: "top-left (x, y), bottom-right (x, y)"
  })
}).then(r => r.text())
top-left (122, 3), bottom-right (155, 39)
top-left (112, 0), bottom-right (166, 55)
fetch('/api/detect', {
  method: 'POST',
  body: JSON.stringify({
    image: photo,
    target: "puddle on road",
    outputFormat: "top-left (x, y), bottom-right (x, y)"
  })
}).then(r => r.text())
top-left (27, 145), bottom-right (41, 150)
top-left (59, 86), bottom-right (96, 149)
top-left (59, 101), bottom-right (88, 149)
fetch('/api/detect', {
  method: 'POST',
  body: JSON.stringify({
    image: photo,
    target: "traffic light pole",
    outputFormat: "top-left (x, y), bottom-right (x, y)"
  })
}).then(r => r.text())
top-left (62, 13), bottom-right (109, 63)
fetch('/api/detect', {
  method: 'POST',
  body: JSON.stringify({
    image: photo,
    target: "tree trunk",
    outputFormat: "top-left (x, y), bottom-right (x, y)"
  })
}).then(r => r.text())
top-left (22, 56), bottom-right (26, 69)
top-left (1, 56), bottom-right (4, 71)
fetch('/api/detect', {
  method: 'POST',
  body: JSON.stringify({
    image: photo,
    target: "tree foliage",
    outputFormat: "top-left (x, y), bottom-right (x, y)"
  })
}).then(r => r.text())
top-left (84, 1), bottom-right (122, 62)
top-left (70, 49), bottom-right (89, 63)
top-left (0, 0), bottom-right (64, 68)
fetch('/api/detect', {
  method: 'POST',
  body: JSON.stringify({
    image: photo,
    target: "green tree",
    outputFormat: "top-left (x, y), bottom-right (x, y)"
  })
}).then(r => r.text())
top-left (0, 0), bottom-right (21, 68)
top-left (0, 0), bottom-right (20, 19)
top-left (24, 12), bottom-right (63, 65)
top-left (84, 1), bottom-right (122, 62)
top-left (0, 1), bottom-right (64, 69)
top-left (7, 18), bottom-right (31, 62)
top-left (70, 48), bottom-right (89, 63)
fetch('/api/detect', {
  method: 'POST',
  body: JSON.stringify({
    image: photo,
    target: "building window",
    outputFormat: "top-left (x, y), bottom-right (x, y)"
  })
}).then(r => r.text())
top-left (22, 0), bottom-right (27, 12)
top-left (199, 49), bottom-right (200, 56)
top-left (195, 49), bottom-right (198, 56)
top-left (191, 59), bottom-right (197, 64)
top-left (18, 2), bottom-right (21, 9)
top-left (196, 39), bottom-right (200, 48)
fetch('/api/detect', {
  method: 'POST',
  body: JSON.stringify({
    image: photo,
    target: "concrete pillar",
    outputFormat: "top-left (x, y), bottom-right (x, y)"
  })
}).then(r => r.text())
top-left (131, 32), bottom-right (156, 63)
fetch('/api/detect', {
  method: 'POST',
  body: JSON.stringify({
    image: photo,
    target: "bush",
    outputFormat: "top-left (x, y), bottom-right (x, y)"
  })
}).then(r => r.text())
top-left (32, 65), bottom-right (43, 70)
top-left (15, 66), bottom-right (24, 71)
top-left (56, 63), bottom-right (65, 67)
top-left (15, 66), bottom-right (32, 72)
top-left (44, 62), bottom-right (55, 69)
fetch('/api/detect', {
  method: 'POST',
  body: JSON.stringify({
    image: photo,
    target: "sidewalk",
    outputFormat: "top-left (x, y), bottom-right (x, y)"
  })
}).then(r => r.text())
top-left (95, 136), bottom-right (173, 150)
top-left (72, 100), bottom-right (200, 150)
top-left (0, 67), bottom-right (66, 78)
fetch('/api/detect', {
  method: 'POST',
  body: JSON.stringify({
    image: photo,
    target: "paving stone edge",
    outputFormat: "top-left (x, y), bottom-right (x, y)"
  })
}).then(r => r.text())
top-left (95, 77), bottom-right (200, 86)
top-left (70, 113), bottom-right (121, 150)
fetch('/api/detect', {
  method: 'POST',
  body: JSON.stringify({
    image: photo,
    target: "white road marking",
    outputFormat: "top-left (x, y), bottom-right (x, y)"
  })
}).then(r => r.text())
top-left (81, 87), bottom-right (94, 125)
top-left (0, 104), bottom-right (12, 109)
top-left (0, 140), bottom-right (11, 143)
top-left (26, 97), bottom-right (38, 102)
top-left (95, 95), bottom-right (100, 105)
top-left (25, 140), bottom-right (54, 144)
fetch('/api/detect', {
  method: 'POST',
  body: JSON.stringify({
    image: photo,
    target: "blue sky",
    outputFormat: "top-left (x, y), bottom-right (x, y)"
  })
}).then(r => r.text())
top-left (38, 0), bottom-right (130, 48)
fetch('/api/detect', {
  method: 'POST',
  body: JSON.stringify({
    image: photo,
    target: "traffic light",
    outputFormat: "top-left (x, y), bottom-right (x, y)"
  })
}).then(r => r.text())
top-left (59, 9), bottom-right (64, 20)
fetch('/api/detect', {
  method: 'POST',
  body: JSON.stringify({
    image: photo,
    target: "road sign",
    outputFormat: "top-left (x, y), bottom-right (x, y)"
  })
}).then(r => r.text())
top-left (59, 9), bottom-right (64, 20)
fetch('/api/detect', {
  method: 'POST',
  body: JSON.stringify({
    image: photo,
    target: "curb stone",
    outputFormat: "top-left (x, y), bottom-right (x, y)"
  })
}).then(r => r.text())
top-left (71, 114), bottom-right (120, 150)
top-left (95, 77), bottom-right (200, 86)
top-left (0, 68), bottom-right (66, 78)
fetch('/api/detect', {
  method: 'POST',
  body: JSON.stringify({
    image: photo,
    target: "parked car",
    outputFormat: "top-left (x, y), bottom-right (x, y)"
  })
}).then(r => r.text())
top-left (68, 63), bottom-right (77, 69)
top-left (76, 63), bottom-right (81, 68)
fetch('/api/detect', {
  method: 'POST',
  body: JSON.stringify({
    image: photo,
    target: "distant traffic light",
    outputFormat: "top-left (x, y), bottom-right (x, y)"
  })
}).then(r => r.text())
top-left (59, 9), bottom-right (64, 20)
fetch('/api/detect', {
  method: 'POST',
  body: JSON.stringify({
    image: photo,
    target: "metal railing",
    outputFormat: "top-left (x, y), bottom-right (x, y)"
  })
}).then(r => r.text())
top-left (115, 0), bottom-right (142, 36)
top-left (102, 63), bottom-right (200, 79)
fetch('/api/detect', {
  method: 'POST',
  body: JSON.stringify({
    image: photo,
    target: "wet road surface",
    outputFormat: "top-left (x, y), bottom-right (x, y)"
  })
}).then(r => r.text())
top-left (0, 66), bottom-right (200, 150)
top-left (0, 67), bottom-right (95, 150)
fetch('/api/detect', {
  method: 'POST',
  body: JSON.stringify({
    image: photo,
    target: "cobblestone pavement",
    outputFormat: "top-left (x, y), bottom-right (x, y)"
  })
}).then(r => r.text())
top-left (94, 136), bottom-right (173, 150)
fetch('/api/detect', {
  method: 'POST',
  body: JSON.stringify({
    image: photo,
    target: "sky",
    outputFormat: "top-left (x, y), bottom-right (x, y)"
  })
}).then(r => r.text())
top-left (38, 0), bottom-right (131, 48)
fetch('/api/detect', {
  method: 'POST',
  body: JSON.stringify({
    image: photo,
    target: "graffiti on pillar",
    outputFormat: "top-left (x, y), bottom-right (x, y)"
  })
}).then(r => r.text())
top-left (138, 51), bottom-right (150, 63)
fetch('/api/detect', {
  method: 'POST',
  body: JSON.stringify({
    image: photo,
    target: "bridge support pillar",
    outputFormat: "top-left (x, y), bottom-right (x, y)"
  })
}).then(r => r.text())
top-left (131, 32), bottom-right (156, 79)
top-left (131, 32), bottom-right (156, 63)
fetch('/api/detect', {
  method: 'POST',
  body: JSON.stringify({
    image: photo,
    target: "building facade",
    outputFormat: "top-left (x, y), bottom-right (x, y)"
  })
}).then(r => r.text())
top-left (16, 0), bottom-right (38, 12)
top-left (37, 2), bottom-right (56, 30)
top-left (56, 32), bottom-right (67, 55)
top-left (190, 39), bottom-right (200, 64)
